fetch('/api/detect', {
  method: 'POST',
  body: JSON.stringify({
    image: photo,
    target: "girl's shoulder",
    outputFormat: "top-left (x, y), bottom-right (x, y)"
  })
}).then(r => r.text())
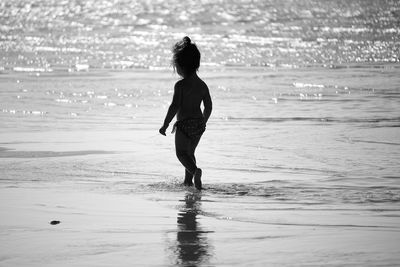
top-left (174, 79), bottom-right (184, 92)
top-left (192, 76), bottom-right (208, 88)
top-left (198, 78), bottom-right (209, 92)
top-left (174, 76), bottom-right (208, 92)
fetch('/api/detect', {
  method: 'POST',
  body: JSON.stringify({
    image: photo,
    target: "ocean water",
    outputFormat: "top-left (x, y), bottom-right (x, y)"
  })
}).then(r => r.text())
top-left (1, 0), bottom-right (400, 265)
top-left (0, 0), bottom-right (399, 70)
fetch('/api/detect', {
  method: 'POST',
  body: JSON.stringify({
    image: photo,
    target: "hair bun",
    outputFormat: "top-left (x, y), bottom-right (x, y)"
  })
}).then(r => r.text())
top-left (183, 36), bottom-right (191, 44)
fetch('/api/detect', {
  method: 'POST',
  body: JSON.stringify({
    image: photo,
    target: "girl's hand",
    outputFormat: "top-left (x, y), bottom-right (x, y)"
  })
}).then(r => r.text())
top-left (159, 125), bottom-right (168, 136)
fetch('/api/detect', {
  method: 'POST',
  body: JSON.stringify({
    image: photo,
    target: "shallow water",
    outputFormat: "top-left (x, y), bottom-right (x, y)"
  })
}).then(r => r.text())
top-left (1, 66), bottom-right (399, 204)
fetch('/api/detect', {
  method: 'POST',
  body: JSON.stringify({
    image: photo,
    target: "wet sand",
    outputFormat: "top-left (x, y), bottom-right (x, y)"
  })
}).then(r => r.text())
top-left (0, 186), bottom-right (174, 266)
top-left (1, 185), bottom-right (399, 266)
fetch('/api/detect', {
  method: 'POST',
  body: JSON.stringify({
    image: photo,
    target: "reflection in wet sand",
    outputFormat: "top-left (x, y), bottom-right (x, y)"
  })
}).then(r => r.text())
top-left (175, 193), bottom-right (211, 266)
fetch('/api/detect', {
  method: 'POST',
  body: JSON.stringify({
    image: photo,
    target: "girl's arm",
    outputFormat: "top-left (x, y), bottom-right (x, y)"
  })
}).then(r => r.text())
top-left (159, 83), bottom-right (181, 135)
top-left (203, 86), bottom-right (212, 124)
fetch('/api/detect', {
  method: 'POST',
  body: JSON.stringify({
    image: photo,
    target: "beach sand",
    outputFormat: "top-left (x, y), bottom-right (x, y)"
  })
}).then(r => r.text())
top-left (1, 184), bottom-right (399, 266)
top-left (0, 186), bottom-right (175, 266)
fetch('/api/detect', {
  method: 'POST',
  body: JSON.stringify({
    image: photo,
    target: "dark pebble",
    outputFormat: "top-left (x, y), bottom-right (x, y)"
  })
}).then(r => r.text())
top-left (50, 220), bottom-right (61, 225)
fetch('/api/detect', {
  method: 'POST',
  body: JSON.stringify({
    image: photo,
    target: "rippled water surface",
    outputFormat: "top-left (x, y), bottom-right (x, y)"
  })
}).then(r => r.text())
top-left (1, 0), bottom-right (399, 71)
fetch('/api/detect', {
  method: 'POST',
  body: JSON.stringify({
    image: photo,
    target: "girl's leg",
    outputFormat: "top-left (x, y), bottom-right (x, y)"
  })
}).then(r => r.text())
top-left (184, 134), bottom-right (202, 185)
top-left (189, 135), bottom-right (201, 157)
top-left (190, 135), bottom-right (203, 190)
top-left (175, 129), bottom-right (197, 175)
top-left (184, 169), bottom-right (193, 186)
top-left (184, 153), bottom-right (197, 185)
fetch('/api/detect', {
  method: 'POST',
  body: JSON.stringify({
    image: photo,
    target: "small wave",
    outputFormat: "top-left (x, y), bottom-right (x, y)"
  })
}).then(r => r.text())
top-left (350, 139), bottom-right (400, 146)
top-left (221, 217), bottom-right (398, 229)
top-left (136, 181), bottom-right (400, 205)
top-left (382, 176), bottom-right (400, 180)
top-left (13, 66), bottom-right (52, 73)
top-left (146, 181), bottom-right (189, 192)
top-left (0, 149), bottom-right (113, 158)
top-left (78, 167), bottom-right (163, 178)
top-left (1, 109), bottom-right (47, 116)
top-left (207, 183), bottom-right (400, 204)
top-left (293, 82), bottom-right (324, 88)
top-left (221, 116), bottom-right (400, 124)
top-left (55, 98), bottom-right (72, 103)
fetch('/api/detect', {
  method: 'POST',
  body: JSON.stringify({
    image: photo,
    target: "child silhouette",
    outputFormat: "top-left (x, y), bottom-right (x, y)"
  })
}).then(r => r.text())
top-left (159, 36), bottom-right (212, 190)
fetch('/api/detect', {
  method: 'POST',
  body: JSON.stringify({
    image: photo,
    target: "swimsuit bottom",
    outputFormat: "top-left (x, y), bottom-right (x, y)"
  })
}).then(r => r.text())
top-left (172, 118), bottom-right (206, 139)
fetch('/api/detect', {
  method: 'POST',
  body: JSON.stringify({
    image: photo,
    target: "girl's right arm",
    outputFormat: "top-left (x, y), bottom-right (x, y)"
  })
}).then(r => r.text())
top-left (160, 82), bottom-right (182, 135)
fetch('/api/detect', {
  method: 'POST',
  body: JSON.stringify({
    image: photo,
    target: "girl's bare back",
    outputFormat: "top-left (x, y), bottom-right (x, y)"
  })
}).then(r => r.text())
top-left (176, 74), bottom-right (212, 122)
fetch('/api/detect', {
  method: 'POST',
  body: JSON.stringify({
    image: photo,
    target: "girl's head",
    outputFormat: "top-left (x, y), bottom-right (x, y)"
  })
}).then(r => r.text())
top-left (172, 36), bottom-right (201, 78)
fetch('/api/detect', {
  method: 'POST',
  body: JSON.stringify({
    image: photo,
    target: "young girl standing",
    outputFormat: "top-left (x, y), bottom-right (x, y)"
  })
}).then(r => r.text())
top-left (159, 36), bottom-right (212, 190)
